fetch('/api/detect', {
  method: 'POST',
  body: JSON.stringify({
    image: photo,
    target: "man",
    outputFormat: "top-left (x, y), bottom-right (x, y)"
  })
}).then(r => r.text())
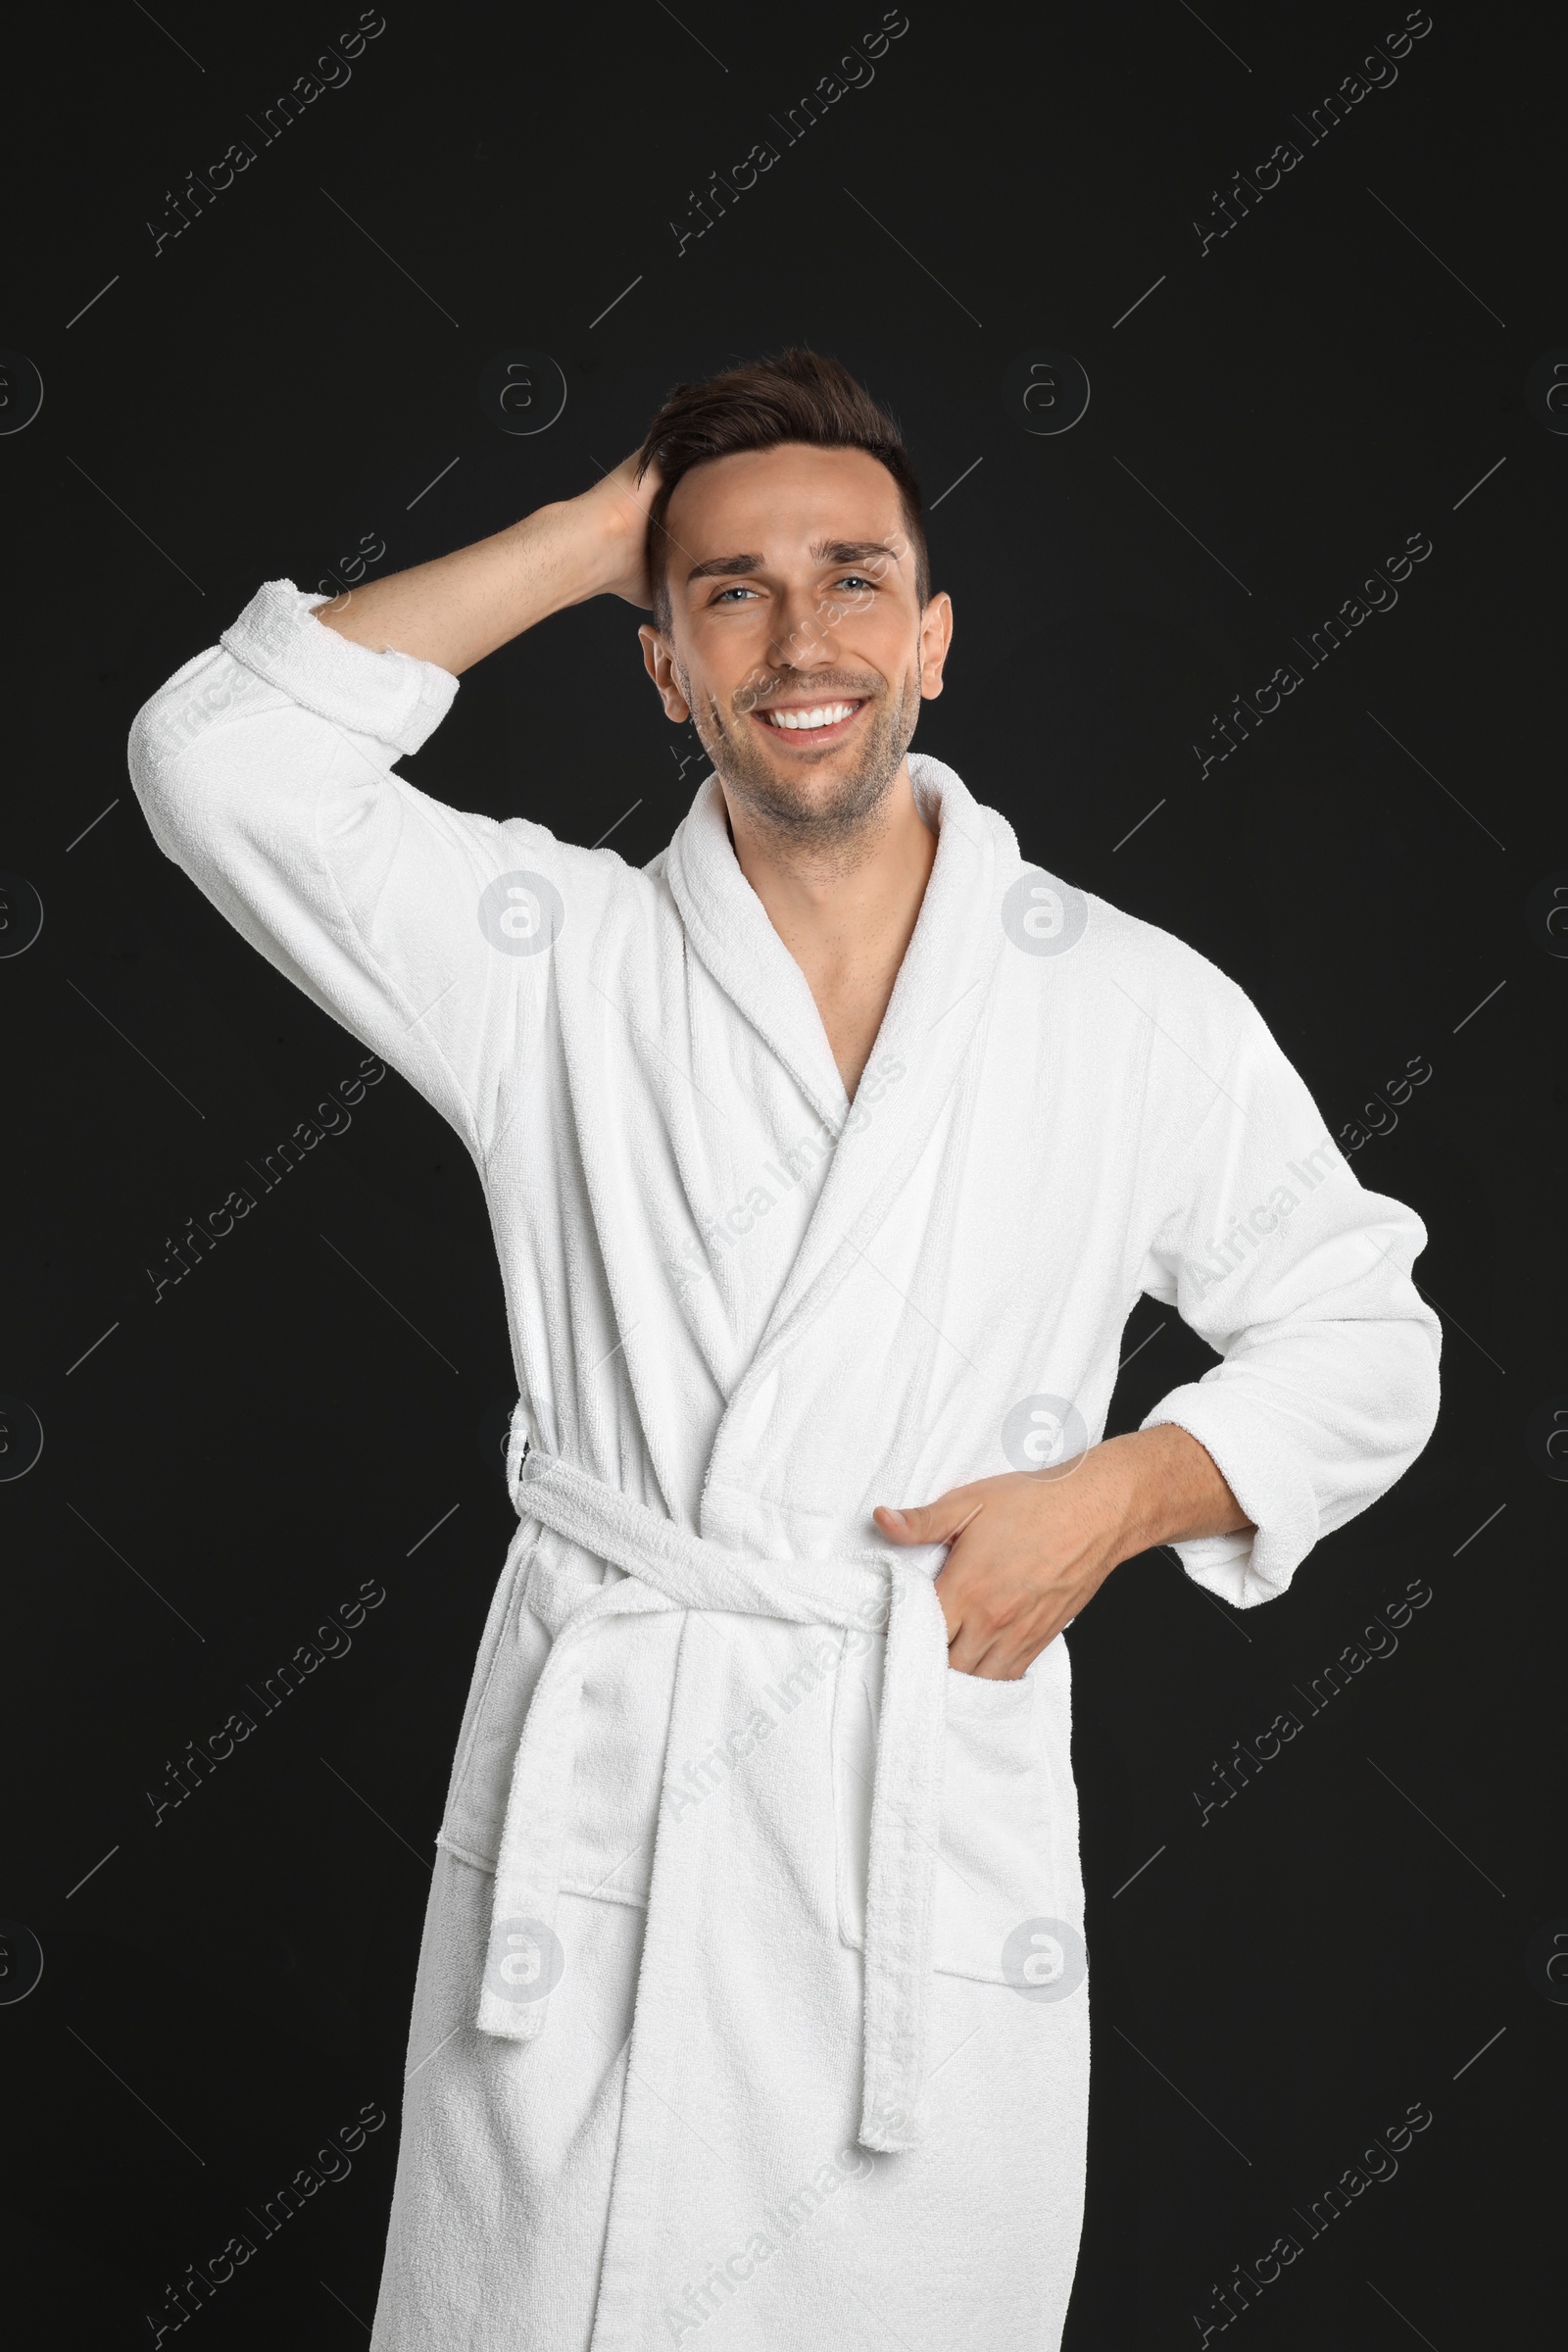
top-left (128, 348), bottom-right (1441, 2349)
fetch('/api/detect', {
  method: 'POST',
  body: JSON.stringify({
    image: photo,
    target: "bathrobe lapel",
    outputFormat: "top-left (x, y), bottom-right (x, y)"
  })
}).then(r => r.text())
top-left (660, 767), bottom-right (848, 1131)
top-left (662, 754), bottom-right (1015, 1487)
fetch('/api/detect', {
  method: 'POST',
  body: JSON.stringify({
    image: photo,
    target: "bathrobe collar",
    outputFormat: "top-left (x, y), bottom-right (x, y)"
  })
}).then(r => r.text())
top-left (662, 753), bottom-right (1021, 1387)
top-left (662, 752), bottom-right (1015, 1118)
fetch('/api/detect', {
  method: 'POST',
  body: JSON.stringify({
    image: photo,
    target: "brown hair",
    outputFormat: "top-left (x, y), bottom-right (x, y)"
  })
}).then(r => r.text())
top-left (634, 347), bottom-right (930, 631)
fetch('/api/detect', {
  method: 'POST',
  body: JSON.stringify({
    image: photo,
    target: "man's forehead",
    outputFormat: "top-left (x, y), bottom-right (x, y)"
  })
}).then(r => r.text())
top-left (667, 445), bottom-right (907, 577)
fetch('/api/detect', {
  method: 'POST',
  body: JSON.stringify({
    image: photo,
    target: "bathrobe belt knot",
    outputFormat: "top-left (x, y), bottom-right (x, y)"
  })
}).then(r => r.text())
top-left (474, 1440), bottom-right (950, 2155)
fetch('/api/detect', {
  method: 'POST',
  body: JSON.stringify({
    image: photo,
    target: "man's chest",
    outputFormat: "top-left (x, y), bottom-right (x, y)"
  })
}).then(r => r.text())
top-left (485, 963), bottom-right (1158, 1356)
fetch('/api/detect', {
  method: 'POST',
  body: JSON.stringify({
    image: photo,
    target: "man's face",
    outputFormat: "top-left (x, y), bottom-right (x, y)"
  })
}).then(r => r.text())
top-left (639, 443), bottom-right (953, 848)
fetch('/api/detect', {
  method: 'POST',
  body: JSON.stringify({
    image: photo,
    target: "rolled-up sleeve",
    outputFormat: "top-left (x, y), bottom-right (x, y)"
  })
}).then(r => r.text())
top-left (127, 577), bottom-right (562, 1162)
top-left (1136, 1004), bottom-right (1442, 1608)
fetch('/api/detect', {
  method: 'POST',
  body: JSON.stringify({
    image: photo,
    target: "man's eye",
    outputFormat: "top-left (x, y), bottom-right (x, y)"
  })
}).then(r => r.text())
top-left (711, 584), bottom-right (759, 603)
top-left (833, 574), bottom-right (876, 592)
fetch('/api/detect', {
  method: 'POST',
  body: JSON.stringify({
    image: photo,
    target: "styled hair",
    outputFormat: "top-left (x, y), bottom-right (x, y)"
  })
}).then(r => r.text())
top-left (634, 347), bottom-right (930, 631)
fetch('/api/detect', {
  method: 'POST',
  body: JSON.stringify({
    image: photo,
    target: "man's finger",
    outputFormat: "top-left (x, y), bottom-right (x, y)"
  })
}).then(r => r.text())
top-left (946, 1601), bottom-right (1062, 1682)
top-left (944, 1607), bottom-right (1030, 1681)
top-left (873, 1492), bottom-right (985, 1546)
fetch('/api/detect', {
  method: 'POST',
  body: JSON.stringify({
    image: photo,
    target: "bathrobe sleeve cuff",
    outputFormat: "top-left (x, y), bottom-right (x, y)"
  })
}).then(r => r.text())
top-left (219, 577), bottom-right (459, 756)
top-left (1138, 1390), bottom-right (1320, 1609)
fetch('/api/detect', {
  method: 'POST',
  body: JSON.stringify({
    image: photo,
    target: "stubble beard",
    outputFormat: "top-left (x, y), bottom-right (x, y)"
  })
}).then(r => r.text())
top-left (677, 662), bottom-right (922, 858)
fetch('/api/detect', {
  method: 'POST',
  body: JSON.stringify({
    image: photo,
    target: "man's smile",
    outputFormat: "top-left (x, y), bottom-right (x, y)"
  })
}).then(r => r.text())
top-left (749, 696), bottom-right (869, 745)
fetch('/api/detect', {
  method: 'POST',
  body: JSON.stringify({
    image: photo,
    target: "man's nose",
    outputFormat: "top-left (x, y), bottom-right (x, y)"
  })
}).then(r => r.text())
top-left (768, 583), bottom-right (836, 668)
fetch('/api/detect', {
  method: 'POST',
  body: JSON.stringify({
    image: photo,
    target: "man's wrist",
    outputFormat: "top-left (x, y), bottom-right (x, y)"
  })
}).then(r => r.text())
top-left (524, 492), bottom-right (642, 611)
top-left (1088, 1424), bottom-right (1251, 1562)
top-left (1089, 1430), bottom-right (1163, 1563)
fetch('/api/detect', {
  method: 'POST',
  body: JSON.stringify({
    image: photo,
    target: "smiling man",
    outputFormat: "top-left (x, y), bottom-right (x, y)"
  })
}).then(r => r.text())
top-left (128, 348), bottom-right (1441, 2349)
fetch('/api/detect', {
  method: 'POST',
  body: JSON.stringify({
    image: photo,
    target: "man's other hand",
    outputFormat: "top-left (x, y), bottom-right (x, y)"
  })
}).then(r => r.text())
top-left (873, 1424), bottom-right (1252, 1679)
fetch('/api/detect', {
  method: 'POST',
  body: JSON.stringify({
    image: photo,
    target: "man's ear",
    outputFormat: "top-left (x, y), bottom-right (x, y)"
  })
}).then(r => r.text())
top-left (639, 625), bottom-right (692, 721)
top-left (917, 592), bottom-right (955, 702)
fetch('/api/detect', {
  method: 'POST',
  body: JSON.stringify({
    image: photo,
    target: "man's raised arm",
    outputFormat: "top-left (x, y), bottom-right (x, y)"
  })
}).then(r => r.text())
top-left (315, 454), bottom-right (660, 673)
top-left (125, 457), bottom-right (661, 1159)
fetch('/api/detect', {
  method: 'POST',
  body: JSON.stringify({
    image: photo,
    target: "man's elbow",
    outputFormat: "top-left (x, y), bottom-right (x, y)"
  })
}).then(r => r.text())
top-left (1377, 1311), bottom-right (1443, 1480)
top-left (127, 648), bottom-right (267, 861)
top-left (128, 648), bottom-right (257, 797)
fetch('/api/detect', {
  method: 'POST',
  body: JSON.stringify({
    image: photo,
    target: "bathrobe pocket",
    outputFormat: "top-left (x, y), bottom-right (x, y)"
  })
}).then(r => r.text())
top-left (831, 1628), bottom-right (1082, 1984)
top-left (435, 1529), bottom-right (553, 1873)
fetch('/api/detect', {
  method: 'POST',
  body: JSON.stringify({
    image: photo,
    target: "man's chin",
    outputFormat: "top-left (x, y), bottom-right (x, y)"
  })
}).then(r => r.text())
top-left (708, 703), bottom-right (914, 843)
top-left (753, 738), bottom-right (868, 801)
top-left (722, 750), bottom-right (899, 842)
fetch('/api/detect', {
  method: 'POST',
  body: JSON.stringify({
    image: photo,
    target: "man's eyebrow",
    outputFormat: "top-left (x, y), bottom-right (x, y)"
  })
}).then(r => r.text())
top-left (682, 539), bottom-right (902, 588)
top-left (810, 539), bottom-right (903, 568)
top-left (683, 552), bottom-right (763, 585)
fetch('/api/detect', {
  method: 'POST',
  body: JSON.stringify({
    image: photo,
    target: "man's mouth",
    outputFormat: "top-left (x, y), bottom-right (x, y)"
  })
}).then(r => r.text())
top-left (750, 698), bottom-right (868, 744)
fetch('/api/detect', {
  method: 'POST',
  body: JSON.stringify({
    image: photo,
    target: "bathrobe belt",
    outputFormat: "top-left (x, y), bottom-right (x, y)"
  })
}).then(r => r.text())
top-left (473, 1440), bottom-right (950, 2155)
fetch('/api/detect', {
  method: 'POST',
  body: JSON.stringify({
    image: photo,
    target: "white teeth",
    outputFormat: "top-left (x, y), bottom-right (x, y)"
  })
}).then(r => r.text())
top-left (764, 702), bottom-right (858, 731)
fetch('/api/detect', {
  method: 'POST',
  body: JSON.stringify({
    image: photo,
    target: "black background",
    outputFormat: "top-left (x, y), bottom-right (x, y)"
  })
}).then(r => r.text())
top-left (3, 0), bottom-right (1563, 2343)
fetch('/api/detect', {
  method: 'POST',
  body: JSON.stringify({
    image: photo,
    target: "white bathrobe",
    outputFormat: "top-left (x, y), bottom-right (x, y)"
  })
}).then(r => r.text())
top-left (128, 581), bottom-right (1441, 2351)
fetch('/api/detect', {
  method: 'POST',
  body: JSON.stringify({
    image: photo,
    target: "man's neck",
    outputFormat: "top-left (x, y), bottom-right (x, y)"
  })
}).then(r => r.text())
top-left (719, 760), bottom-right (939, 1101)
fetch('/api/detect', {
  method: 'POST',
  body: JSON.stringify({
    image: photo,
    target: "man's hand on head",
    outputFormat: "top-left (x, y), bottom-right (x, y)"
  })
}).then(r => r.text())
top-left (873, 1424), bottom-right (1252, 1679)
top-left (581, 451), bottom-right (664, 609)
